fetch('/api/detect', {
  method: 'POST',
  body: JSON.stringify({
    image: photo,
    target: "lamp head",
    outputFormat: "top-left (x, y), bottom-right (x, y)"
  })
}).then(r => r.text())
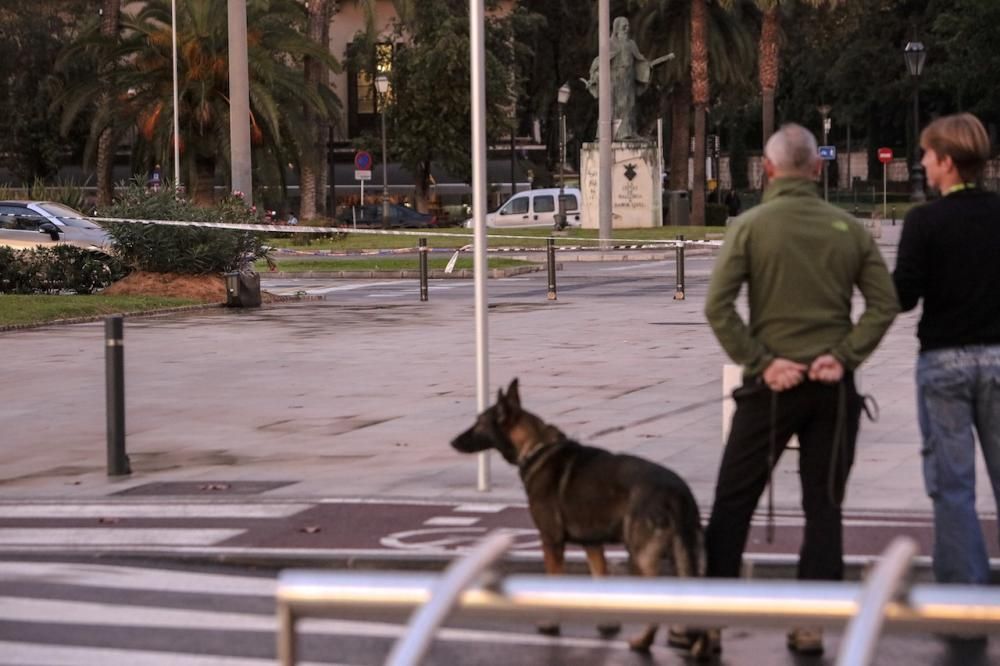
top-left (904, 41), bottom-right (926, 77)
top-left (557, 83), bottom-right (571, 105)
top-left (375, 75), bottom-right (390, 95)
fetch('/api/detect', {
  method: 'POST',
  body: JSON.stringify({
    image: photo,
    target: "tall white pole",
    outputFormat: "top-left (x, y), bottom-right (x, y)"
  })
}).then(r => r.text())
top-left (228, 0), bottom-right (253, 202)
top-left (598, 0), bottom-right (611, 249)
top-left (170, 0), bottom-right (181, 186)
top-left (469, 0), bottom-right (490, 491)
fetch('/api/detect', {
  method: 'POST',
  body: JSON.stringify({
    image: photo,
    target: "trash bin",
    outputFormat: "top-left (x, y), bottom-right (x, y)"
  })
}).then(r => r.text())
top-left (224, 271), bottom-right (262, 308)
top-left (668, 190), bottom-right (690, 226)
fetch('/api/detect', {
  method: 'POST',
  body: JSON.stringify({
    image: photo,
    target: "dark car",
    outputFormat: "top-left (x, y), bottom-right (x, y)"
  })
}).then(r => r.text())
top-left (336, 203), bottom-right (437, 228)
top-left (0, 201), bottom-right (111, 251)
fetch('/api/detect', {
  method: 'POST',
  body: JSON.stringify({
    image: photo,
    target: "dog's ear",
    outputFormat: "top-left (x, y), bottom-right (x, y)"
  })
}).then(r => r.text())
top-left (506, 378), bottom-right (521, 411)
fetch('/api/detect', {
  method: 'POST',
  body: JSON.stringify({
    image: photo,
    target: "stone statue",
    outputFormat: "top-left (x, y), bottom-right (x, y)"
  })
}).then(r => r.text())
top-left (584, 17), bottom-right (673, 141)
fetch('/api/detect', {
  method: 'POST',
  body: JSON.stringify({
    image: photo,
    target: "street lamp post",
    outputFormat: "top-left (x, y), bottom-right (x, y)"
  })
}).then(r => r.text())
top-left (375, 74), bottom-right (390, 227)
top-left (818, 104), bottom-right (831, 202)
top-left (555, 83), bottom-right (571, 230)
top-left (904, 41), bottom-right (927, 202)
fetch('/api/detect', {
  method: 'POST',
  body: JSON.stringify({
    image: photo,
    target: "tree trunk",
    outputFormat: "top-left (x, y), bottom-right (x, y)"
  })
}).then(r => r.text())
top-left (690, 0), bottom-right (709, 226)
top-left (193, 154), bottom-right (216, 206)
top-left (692, 106), bottom-right (706, 226)
top-left (298, 0), bottom-right (327, 220)
top-left (413, 159), bottom-right (432, 213)
top-left (758, 7), bottom-right (780, 147)
top-left (669, 81), bottom-right (691, 191)
top-left (95, 0), bottom-right (121, 205)
top-left (316, 7), bottom-right (333, 216)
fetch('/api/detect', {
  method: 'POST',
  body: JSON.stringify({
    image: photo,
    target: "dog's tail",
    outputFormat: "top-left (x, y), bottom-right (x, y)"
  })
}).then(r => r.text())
top-left (671, 495), bottom-right (706, 579)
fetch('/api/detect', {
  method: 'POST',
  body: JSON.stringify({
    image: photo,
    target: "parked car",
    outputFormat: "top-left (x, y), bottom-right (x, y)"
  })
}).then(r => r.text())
top-left (0, 201), bottom-right (111, 251)
top-left (335, 203), bottom-right (438, 228)
top-left (464, 188), bottom-right (584, 229)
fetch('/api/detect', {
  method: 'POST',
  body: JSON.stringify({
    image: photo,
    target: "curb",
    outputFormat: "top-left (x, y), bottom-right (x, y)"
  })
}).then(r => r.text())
top-left (0, 293), bottom-right (318, 333)
top-left (263, 265), bottom-right (546, 279)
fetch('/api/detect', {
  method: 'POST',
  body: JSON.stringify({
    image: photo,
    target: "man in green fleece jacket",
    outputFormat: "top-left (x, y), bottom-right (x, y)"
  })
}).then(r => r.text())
top-left (700, 123), bottom-right (898, 656)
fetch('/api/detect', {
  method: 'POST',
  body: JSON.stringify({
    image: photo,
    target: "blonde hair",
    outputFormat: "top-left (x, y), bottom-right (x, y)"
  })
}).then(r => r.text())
top-left (920, 113), bottom-right (992, 182)
top-left (764, 124), bottom-right (819, 177)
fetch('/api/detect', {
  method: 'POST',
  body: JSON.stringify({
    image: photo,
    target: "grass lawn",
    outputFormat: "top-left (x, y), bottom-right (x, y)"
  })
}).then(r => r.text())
top-left (0, 294), bottom-right (202, 327)
top-left (257, 257), bottom-right (532, 272)
top-left (267, 225), bottom-right (726, 253)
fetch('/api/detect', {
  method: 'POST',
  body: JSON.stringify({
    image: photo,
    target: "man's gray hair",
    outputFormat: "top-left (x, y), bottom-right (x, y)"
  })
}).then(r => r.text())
top-left (764, 124), bottom-right (819, 176)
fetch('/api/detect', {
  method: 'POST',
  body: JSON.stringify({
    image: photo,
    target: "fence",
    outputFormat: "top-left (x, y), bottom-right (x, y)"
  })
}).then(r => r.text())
top-left (276, 532), bottom-right (1000, 666)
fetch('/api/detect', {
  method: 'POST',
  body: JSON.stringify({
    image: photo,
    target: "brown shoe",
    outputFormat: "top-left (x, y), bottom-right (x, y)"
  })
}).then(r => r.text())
top-left (787, 626), bottom-right (824, 655)
top-left (668, 626), bottom-right (722, 659)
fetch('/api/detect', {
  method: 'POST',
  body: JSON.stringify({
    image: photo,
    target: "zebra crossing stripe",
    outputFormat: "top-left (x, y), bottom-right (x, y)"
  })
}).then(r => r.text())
top-left (0, 503), bottom-right (311, 519)
top-left (0, 528), bottom-right (243, 546)
top-left (0, 641), bottom-right (339, 666)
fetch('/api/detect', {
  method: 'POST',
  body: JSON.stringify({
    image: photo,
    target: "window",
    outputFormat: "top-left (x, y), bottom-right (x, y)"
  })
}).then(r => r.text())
top-left (501, 197), bottom-right (529, 215)
top-left (533, 195), bottom-right (555, 213)
top-left (348, 42), bottom-right (394, 136)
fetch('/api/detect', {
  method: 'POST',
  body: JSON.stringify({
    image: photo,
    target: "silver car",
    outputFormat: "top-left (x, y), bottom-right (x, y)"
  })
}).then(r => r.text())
top-left (0, 200), bottom-right (111, 251)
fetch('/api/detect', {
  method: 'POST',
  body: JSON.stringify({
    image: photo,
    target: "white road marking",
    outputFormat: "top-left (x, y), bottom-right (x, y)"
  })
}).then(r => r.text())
top-left (0, 503), bottom-right (310, 519)
top-left (0, 561), bottom-right (275, 596)
top-left (0, 597), bottom-right (649, 651)
top-left (0, 641), bottom-right (338, 666)
top-left (453, 503), bottom-right (508, 513)
top-left (0, 528), bottom-right (243, 546)
top-left (423, 516), bottom-right (480, 527)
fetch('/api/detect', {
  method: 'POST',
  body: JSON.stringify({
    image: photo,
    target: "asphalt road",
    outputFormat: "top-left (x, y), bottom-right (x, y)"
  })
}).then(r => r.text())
top-left (2, 557), bottom-right (996, 666)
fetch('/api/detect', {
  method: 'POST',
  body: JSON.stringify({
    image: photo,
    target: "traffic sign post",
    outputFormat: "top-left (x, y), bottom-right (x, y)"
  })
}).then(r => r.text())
top-left (354, 151), bottom-right (373, 217)
top-left (878, 147), bottom-right (893, 219)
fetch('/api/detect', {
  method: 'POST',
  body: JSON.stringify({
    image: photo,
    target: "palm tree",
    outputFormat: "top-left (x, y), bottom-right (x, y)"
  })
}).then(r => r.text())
top-left (57, 0), bottom-right (340, 205)
top-left (299, 0), bottom-right (337, 220)
top-left (634, 0), bottom-right (753, 223)
top-left (96, 0), bottom-right (122, 206)
top-left (756, 1), bottom-right (843, 152)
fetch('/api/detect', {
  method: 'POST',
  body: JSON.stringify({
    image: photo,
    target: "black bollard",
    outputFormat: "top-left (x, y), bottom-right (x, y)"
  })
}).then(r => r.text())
top-left (674, 235), bottom-right (686, 301)
top-left (547, 238), bottom-right (557, 301)
top-left (419, 238), bottom-right (429, 302)
top-left (105, 316), bottom-right (130, 476)
top-left (892, 206), bottom-right (896, 226)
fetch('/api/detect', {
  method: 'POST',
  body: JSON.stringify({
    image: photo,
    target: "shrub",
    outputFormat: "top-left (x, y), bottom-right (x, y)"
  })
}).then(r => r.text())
top-left (97, 182), bottom-right (272, 274)
top-left (0, 246), bottom-right (125, 294)
top-left (705, 203), bottom-right (729, 227)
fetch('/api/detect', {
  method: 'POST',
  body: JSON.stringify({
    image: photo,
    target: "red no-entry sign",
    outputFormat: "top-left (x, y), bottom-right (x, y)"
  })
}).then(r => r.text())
top-left (878, 147), bottom-right (893, 164)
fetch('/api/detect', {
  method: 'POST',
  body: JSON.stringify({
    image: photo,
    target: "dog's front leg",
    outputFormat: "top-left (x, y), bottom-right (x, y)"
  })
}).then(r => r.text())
top-left (536, 541), bottom-right (565, 636)
top-left (583, 546), bottom-right (621, 638)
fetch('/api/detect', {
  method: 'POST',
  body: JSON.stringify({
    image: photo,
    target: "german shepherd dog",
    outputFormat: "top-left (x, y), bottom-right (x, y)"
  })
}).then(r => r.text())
top-left (451, 379), bottom-right (708, 654)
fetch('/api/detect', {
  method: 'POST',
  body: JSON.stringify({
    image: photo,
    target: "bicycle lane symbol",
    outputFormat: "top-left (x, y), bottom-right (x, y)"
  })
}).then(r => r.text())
top-left (380, 527), bottom-right (541, 554)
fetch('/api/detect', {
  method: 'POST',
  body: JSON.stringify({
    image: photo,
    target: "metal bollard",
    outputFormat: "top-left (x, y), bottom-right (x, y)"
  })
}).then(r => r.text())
top-left (546, 238), bottom-right (557, 301)
top-left (674, 235), bottom-right (686, 301)
top-left (419, 238), bottom-right (429, 302)
top-left (105, 316), bottom-right (130, 476)
top-left (891, 206), bottom-right (896, 226)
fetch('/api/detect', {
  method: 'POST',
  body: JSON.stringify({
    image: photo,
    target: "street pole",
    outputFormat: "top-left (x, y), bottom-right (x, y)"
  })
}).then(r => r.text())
top-left (904, 41), bottom-right (927, 202)
top-left (555, 83), bottom-right (570, 230)
top-left (597, 0), bottom-right (611, 249)
top-left (170, 0), bottom-right (180, 187)
top-left (376, 75), bottom-right (390, 228)
top-left (228, 0), bottom-right (252, 202)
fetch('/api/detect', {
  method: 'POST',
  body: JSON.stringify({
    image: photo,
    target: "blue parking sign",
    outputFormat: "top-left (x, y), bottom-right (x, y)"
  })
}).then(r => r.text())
top-left (819, 145), bottom-right (837, 161)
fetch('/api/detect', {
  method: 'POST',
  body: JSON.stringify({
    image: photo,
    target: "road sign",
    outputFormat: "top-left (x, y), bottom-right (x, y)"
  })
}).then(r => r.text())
top-left (354, 151), bottom-right (373, 171)
top-left (819, 146), bottom-right (837, 161)
top-left (878, 147), bottom-right (894, 164)
top-left (355, 170), bottom-right (372, 181)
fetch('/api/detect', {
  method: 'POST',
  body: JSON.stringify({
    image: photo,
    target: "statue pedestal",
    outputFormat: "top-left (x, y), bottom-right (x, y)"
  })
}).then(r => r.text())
top-left (580, 140), bottom-right (662, 229)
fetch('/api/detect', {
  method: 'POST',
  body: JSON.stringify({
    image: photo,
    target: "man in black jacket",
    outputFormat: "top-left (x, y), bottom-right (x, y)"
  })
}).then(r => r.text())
top-left (893, 113), bottom-right (1000, 598)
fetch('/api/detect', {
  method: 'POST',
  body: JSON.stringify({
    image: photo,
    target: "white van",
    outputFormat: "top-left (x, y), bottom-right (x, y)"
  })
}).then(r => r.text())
top-left (465, 188), bottom-right (583, 229)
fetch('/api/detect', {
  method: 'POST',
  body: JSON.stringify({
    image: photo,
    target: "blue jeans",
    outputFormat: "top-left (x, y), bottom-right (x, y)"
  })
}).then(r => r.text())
top-left (917, 345), bottom-right (1000, 584)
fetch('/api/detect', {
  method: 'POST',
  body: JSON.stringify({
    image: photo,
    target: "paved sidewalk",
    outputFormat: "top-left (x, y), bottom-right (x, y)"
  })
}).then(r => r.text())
top-left (1, 221), bottom-right (989, 520)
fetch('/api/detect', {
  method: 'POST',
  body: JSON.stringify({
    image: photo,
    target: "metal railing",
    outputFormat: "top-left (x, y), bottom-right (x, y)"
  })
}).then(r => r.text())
top-left (276, 533), bottom-right (1000, 666)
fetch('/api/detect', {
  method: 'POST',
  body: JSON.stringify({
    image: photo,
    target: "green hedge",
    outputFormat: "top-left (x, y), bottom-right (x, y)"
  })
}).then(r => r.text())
top-left (97, 182), bottom-right (273, 274)
top-left (0, 245), bottom-right (126, 294)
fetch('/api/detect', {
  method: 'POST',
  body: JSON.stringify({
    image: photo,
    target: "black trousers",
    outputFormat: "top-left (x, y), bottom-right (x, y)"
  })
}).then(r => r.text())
top-left (705, 375), bottom-right (862, 581)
